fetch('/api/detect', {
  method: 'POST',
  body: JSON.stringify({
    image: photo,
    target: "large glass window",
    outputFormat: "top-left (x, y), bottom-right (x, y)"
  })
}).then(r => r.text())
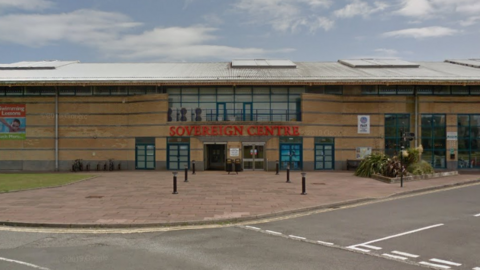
top-left (458, 115), bottom-right (480, 168)
top-left (167, 86), bottom-right (304, 122)
top-left (421, 114), bottom-right (446, 168)
top-left (385, 114), bottom-right (410, 156)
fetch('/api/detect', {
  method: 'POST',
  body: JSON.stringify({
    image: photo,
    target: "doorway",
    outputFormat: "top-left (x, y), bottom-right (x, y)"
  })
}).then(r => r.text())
top-left (243, 143), bottom-right (265, 170)
top-left (206, 144), bottom-right (226, 170)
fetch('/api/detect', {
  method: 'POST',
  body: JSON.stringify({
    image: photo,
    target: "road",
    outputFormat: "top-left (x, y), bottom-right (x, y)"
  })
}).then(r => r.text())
top-left (1, 184), bottom-right (479, 270)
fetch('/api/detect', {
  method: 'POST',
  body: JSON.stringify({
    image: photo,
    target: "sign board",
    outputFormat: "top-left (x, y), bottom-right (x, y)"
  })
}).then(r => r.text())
top-left (447, 132), bottom-right (458, 141)
top-left (357, 115), bottom-right (370, 134)
top-left (0, 104), bottom-right (26, 140)
top-left (230, 148), bottom-right (239, 157)
top-left (169, 125), bottom-right (300, 137)
top-left (356, 147), bottom-right (372, 159)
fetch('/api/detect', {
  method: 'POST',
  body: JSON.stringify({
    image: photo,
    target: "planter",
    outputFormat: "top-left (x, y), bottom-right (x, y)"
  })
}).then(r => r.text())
top-left (371, 171), bottom-right (459, 184)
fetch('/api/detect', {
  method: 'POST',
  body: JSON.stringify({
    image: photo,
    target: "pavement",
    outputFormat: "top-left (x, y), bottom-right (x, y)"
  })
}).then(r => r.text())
top-left (0, 170), bottom-right (479, 228)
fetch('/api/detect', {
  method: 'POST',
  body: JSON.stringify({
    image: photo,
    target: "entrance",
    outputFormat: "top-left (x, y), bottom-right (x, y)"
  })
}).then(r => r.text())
top-left (243, 143), bottom-right (265, 170)
top-left (280, 137), bottom-right (303, 170)
top-left (135, 137), bottom-right (156, 170)
top-left (206, 144), bottom-right (226, 170)
top-left (315, 137), bottom-right (335, 170)
top-left (167, 137), bottom-right (190, 170)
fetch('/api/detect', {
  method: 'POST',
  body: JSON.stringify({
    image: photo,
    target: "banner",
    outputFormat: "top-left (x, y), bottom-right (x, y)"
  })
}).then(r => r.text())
top-left (0, 104), bottom-right (26, 140)
top-left (358, 115), bottom-right (370, 134)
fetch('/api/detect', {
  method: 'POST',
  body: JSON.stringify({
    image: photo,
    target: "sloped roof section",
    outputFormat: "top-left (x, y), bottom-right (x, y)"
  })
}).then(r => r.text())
top-left (0, 60), bottom-right (79, 70)
top-left (445, 59), bottom-right (480, 68)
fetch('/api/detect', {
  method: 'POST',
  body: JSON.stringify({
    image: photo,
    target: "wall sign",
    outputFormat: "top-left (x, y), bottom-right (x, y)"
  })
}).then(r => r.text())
top-left (169, 125), bottom-right (300, 137)
top-left (447, 132), bottom-right (458, 141)
top-left (356, 147), bottom-right (372, 159)
top-left (230, 148), bottom-right (239, 157)
top-left (0, 104), bottom-right (26, 140)
top-left (358, 115), bottom-right (370, 134)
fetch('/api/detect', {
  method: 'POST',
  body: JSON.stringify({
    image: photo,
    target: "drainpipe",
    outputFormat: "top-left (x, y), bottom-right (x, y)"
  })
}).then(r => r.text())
top-left (414, 88), bottom-right (418, 148)
top-left (55, 87), bottom-right (59, 171)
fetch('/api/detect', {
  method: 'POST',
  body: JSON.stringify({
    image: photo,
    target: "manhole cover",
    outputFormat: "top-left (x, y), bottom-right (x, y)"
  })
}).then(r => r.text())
top-left (312, 183), bottom-right (326, 185)
top-left (86, 195), bottom-right (104, 199)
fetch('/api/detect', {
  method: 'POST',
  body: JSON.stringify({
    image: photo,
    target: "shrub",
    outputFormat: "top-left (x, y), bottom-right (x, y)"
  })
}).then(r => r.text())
top-left (383, 156), bottom-right (405, 177)
top-left (401, 148), bottom-right (420, 168)
top-left (407, 160), bottom-right (435, 175)
top-left (355, 153), bottom-right (388, 177)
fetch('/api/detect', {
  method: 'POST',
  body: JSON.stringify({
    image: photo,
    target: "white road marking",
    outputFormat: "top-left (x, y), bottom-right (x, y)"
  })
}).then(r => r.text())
top-left (382, 253), bottom-right (408, 260)
top-left (289, 235), bottom-right (306, 240)
top-left (245, 226), bottom-right (260, 230)
top-left (419, 261), bottom-right (451, 269)
top-left (474, 213), bottom-right (480, 217)
top-left (0, 257), bottom-right (50, 270)
top-left (348, 224), bottom-right (444, 248)
top-left (317, 241), bottom-right (334, 246)
top-left (473, 267), bottom-right (480, 270)
top-left (361, 244), bottom-right (382, 250)
top-left (391, 251), bottom-right (419, 258)
top-left (430, 258), bottom-right (462, 266)
top-left (347, 246), bottom-right (371, 253)
top-left (265, 230), bottom-right (282, 235)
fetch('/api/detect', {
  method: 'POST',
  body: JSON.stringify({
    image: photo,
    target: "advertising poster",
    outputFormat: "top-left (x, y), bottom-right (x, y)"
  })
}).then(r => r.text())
top-left (356, 147), bottom-right (372, 159)
top-left (0, 104), bottom-right (26, 140)
top-left (358, 115), bottom-right (370, 134)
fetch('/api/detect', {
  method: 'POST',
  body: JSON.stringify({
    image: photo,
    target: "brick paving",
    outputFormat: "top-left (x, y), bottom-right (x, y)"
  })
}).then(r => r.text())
top-left (0, 171), bottom-right (478, 227)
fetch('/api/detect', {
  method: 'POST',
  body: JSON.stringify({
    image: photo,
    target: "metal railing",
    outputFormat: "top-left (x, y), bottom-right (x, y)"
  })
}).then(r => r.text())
top-left (168, 108), bottom-right (301, 122)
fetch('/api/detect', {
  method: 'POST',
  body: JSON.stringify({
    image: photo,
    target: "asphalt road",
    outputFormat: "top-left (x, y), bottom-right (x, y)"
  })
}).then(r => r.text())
top-left (0, 183), bottom-right (479, 270)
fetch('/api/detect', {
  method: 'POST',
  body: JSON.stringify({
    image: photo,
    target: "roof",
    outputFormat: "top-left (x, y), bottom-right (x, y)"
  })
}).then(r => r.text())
top-left (1, 60), bottom-right (480, 85)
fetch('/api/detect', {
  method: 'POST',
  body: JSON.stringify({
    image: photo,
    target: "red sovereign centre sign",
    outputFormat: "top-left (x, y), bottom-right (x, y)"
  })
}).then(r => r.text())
top-left (169, 125), bottom-right (300, 137)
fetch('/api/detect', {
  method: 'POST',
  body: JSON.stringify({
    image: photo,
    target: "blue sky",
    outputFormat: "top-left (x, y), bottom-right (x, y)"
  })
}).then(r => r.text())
top-left (0, 0), bottom-right (479, 63)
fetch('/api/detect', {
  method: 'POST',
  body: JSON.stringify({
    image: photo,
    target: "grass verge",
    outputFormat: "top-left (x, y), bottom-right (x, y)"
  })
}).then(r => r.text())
top-left (0, 174), bottom-right (93, 193)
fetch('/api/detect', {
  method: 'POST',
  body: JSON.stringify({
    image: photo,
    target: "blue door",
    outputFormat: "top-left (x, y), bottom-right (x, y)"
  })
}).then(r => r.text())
top-left (167, 144), bottom-right (190, 170)
top-left (280, 144), bottom-right (302, 170)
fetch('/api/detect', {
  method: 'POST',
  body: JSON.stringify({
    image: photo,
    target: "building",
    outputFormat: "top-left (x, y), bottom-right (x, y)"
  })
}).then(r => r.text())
top-left (0, 59), bottom-right (479, 172)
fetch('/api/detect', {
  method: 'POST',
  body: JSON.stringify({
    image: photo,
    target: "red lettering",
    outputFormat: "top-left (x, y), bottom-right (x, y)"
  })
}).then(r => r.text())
top-left (169, 126), bottom-right (176, 136)
top-left (257, 126), bottom-right (264, 136)
top-left (211, 126), bottom-right (218, 136)
top-left (176, 126), bottom-right (185, 136)
top-left (292, 126), bottom-right (300, 136)
top-left (265, 126), bottom-right (274, 136)
top-left (234, 126), bottom-right (243, 135)
top-left (247, 126), bottom-right (256, 136)
top-left (284, 127), bottom-right (292, 136)
top-left (185, 126), bottom-right (194, 136)
top-left (277, 126), bottom-right (284, 136)
top-left (195, 126), bottom-right (201, 136)
top-left (219, 125), bottom-right (223, 136)
top-left (225, 126), bottom-right (233, 135)
top-left (202, 126), bottom-right (210, 136)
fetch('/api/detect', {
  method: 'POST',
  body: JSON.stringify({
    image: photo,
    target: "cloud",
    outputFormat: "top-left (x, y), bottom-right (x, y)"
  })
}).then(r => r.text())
top-left (0, 9), bottom-right (294, 61)
top-left (383, 26), bottom-right (459, 39)
top-left (459, 16), bottom-right (480, 26)
top-left (374, 48), bottom-right (398, 57)
top-left (234, 0), bottom-right (333, 33)
top-left (0, 0), bottom-right (53, 11)
top-left (395, 0), bottom-right (432, 17)
top-left (395, 0), bottom-right (480, 17)
top-left (334, 0), bottom-right (388, 18)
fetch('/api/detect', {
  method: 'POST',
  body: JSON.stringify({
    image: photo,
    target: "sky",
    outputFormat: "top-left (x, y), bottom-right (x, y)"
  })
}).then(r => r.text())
top-left (0, 0), bottom-right (479, 63)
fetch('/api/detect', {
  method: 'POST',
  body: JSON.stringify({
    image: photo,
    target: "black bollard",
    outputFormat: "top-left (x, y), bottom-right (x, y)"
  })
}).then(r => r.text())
top-left (184, 164), bottom-right (188, 182)
top-left (275, 160), bottom-right (279, 175)
top-left (400, 146), bottom-right (404, 188)
top-left (172, 172), bottom-right (178, 194)
top-left (301, 172), bottom-right (307, 195)
top-left (192, 160), bottom-right (196, 175)
top-left (286, 164), bottom-right (291, 183)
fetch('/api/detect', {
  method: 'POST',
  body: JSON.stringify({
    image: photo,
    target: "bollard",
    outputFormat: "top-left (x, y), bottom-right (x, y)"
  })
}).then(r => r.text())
top-left (400, 146), bottom-right (404, 188)
top-left (184, 164), bottom-right (188, 182)
top-left (192, 160), bottom-right (196, 175)
top-left (301, 172), bottom-right (307, 195)
top-left (275, 160), bottom-right (279, 175)
top-left (172, 172), bottom-right (178, 194)
top-left (286, 164), bottom-right (291, 183)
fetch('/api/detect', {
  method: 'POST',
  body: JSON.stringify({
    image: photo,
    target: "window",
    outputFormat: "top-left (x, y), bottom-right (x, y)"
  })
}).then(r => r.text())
top-left (385, 114), bottom-right (410, 156)
top-left (458, 115), bottom-right (480, 168)
top-left (421, 114), bottom-right (446, 168)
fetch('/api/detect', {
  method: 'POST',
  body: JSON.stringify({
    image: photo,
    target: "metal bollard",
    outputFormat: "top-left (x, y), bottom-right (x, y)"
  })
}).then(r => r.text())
top-left (286, 164), bottom-right (291, 183)
top-left (184, 164), bottom-right (188, 182)
top-left (275, 160), bottom-right (279, 175)
top-left (192, 160), bottom-right (196, 175)
top-left (172, 172), bottom-right (178, 194)
top-left (301, 172), bottom-right (307, 195)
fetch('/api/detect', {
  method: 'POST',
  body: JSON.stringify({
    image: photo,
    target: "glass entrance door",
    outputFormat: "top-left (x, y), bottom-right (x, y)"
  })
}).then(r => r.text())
top-left (280, 144), bottom-right (302, 170)
top-left (243, 144), bottom-right (265, 170)
top-left (167, 144), bottom-right (189, 170)
top-left (136, 144), bottom-right (155, 170)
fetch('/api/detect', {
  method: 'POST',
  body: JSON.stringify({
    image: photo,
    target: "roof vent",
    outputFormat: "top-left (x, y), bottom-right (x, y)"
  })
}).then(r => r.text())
top-left (231, 59), bottom-right (296, 68)
top-left (445, 59), bottom-right (480, 68)
top-left (338, 59), bottom-right (420, 68)
top-left (0, 60), bottom-right (79, 70)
